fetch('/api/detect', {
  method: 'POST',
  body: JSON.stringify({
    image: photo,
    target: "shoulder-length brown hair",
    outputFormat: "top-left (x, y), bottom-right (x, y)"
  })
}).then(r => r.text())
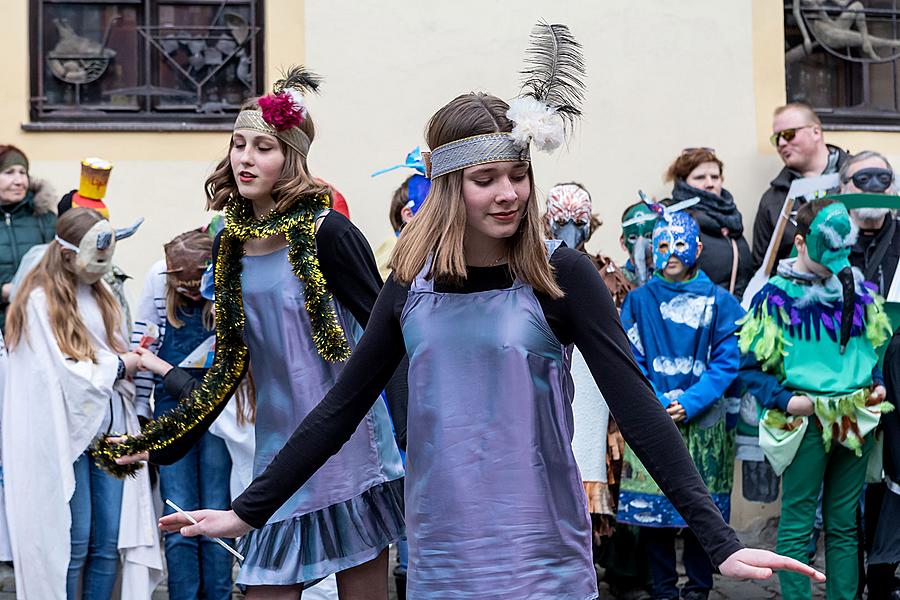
top-left (390, 93), bottom-right (563, 298)
top-left (6, 208), bottom-right (126, 361)
top-left (665, 148), bottom-right (724, 183)
top-left (205, 98), bottom-right (330, 213)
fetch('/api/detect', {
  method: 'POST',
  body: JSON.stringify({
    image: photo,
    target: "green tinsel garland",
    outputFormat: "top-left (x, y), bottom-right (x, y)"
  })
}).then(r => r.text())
top-left (92, 194), bottom-right (350, 477)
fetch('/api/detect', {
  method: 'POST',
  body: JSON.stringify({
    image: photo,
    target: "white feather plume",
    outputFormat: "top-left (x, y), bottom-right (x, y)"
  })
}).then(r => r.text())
top-left (284, 88), bottom-right (308, 118)
top-left (506, 97), bottom-right (565, 153)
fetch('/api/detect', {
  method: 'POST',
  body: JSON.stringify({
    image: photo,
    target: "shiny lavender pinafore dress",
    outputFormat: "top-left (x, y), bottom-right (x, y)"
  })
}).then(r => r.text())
top-left (399, 245), bottom-right (597, 599)
top-left (237, 247), bottom-right (405, 585)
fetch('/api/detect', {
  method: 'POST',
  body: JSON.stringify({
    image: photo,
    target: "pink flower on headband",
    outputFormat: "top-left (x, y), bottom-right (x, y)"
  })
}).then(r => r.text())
top-left (258, 89), bottom-right (306, 131)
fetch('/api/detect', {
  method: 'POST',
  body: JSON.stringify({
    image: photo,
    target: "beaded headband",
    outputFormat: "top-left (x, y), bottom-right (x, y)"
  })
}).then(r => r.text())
top-left (426, 133), bottom-right (531, 179)
top-left (233, 67), bottom-right (322, 158)
top-left (233, 110), bottom-right (311, 157)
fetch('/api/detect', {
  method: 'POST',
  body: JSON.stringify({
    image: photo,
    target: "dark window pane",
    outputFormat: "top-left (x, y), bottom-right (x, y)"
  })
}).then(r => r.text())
top-left (41, 4), bottom-right (140, 112)
top-left (784, 0), bottom-right (900, 127)
top-left (149, 4), bottom-right (256, 113)
top-left (31, 0), bottom-right (263, 127)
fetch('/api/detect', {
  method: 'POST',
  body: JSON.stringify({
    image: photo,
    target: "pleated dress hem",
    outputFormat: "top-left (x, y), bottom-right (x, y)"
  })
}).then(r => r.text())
top-left (236, 477), bottom-right (405, 586)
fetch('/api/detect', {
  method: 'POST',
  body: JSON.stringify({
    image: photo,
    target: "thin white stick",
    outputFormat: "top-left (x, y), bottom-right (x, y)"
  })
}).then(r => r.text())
top-left (165, 498), bottom-right (244, 562)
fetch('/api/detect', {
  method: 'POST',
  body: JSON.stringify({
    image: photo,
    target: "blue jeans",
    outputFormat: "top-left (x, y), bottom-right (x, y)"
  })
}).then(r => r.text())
top-left (158, 429), bottom-right (234, 600)
top-left (397, 539), bottom-right (408, 573)
top-left (68, 452), bottom-right (124, 600)
top-left (644, 528), bottom-right (713, 599)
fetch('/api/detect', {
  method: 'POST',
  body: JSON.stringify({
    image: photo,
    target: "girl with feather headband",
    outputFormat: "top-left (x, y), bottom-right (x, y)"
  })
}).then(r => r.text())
top-left (99, 69), bottom-right (407, 597)
top-left (146, 24), bottom-right (821, 598)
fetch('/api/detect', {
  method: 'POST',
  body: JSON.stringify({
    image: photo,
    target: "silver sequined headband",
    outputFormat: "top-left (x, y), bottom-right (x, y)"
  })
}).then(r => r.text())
top-left (233, 110), bottom-right (311, 157)
top-left (426, 133), bottom-right (531, 179)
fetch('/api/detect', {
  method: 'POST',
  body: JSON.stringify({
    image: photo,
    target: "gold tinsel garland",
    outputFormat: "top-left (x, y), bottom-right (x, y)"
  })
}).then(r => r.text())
top-left (92, 194), bottom-right (349, 477)
top-left (224, 195), bottom-right (351, 362)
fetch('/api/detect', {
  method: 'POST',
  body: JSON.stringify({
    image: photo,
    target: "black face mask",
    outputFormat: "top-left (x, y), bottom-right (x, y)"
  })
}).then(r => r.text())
top-left (848, 168), bottom-right (893, 193)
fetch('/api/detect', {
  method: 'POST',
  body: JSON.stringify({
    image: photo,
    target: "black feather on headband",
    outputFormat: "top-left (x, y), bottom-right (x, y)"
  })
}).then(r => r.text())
top-left (518, 21), bottom-right (586, 131)
top-left (273, 66), bottom-right (323, 95)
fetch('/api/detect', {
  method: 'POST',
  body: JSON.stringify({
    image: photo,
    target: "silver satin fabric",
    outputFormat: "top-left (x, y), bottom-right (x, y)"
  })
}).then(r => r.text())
top-left (399, 250), bottom-right (597, 599)
top-left (428, 132), bottom-right (530, 179)
top-left (238, 248), bottom-right (404, 583)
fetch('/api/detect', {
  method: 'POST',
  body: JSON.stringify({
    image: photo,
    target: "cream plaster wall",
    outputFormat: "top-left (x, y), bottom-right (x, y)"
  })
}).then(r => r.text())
top-left (308, 0), bottom-right (900, 262)
top-left (305, 0), bottom-right (774, 263)
top-left (6, 0), bottom-right (899, 294)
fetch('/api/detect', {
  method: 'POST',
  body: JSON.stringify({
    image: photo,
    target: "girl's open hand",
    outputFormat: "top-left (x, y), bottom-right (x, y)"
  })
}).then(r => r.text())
top-left (719, 548), bottom-right (825, 582)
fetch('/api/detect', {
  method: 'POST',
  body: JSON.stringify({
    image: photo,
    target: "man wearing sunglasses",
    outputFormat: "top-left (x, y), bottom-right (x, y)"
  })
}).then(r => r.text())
top-left (751, 102), bottom-right (848, 271)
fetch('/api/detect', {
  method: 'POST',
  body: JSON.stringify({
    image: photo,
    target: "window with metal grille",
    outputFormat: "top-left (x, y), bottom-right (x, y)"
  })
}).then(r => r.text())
top-left (785, 0), bottom-right (900, 130)
top-left (28, 0), bottom-right (264, 130)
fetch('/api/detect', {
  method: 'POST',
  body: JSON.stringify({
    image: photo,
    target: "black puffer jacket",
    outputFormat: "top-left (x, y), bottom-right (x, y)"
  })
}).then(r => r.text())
top-left (671, 180), bottom-right (753, 298)
top-left (0, 178), bottom-right (57, 331)
top-left (751, 144), bottom-right (849, 271)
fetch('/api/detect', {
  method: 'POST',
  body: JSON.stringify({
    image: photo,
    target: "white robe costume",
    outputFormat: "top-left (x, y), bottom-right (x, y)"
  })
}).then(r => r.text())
top-left (2, 285), bottom-right (162, 599)
top-left (0, 331), bottom-right (12, 561)
top-left (570, 347), bottom-right (616, 521)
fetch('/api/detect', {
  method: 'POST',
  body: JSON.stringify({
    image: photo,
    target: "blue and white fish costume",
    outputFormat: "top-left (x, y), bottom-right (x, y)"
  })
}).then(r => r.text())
top-left (617, 271), bottom-right (744, 527)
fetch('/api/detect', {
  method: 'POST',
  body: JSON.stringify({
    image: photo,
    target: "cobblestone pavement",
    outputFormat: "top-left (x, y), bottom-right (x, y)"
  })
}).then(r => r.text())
top-left (0, 521), bottom-right (837, 598)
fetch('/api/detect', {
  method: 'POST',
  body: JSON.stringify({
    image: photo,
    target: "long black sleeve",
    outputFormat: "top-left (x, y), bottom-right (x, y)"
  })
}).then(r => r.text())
top-left (315, 210), bottom-right (383, 328)
top-left (751, 192), bottom-right (776, 272)
top-left (232, 276), bottom-right (408, 526)
top-left (882, 331), bottom-right (900, 483)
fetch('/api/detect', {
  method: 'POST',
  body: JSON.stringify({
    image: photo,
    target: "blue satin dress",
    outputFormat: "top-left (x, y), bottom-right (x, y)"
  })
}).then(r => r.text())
top-left (399, 244), bottom-right (597, 599)
top-left (237, 247), bottom-right (405, 586)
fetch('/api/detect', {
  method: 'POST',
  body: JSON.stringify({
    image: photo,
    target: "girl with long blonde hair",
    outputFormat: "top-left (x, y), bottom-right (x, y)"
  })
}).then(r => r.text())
top-left (3, 207), bottom-right (159, 599)
top-left (157, 82), bottom-right (824, 598)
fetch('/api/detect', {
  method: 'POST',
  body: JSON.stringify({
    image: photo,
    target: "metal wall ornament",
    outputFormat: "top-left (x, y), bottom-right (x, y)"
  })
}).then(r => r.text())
top-left (47, 17), bottom-right (119, 86)
top-left (783, 0), bottom-right (900, 128)
top-left (131, 11), bottom-right (260, 115)
top-left (30, 0), bottom-right (264, 127)
top-left (787, 0), bottom-right (900, 64)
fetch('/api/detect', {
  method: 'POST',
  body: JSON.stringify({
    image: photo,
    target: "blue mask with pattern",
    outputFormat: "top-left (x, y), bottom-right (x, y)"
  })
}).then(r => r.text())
top-left (652, 211), bottom-right (700, 271)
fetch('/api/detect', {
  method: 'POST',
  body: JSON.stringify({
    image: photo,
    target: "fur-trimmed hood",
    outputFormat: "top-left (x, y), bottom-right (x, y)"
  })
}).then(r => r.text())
top-left (27, 177), bottom-right (57, 215)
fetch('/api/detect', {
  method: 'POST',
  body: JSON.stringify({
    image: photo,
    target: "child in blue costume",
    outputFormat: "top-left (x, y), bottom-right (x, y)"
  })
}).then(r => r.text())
top-left (617, 210), bottom-right (744, 600)
top-left (739, 199), bottom-right (892, 600)
top-left (600, 202), bottom-right (658, 600)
